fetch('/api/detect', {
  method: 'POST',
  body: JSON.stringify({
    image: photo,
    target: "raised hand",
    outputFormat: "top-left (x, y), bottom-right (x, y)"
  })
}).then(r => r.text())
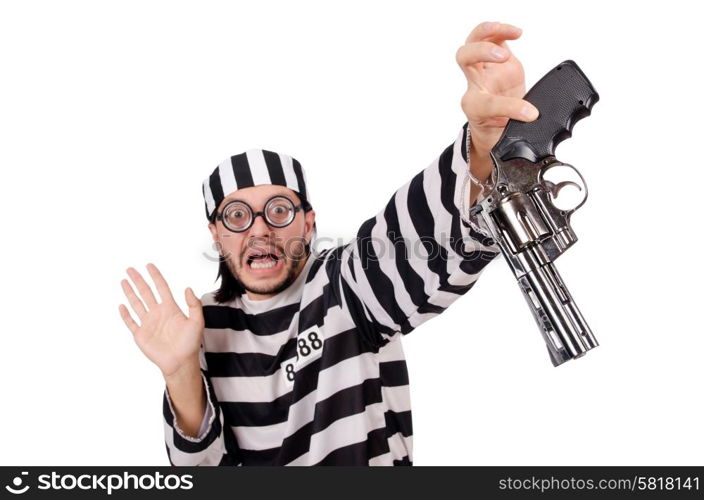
top-left (456, 21), bottom-right (539, 155)
top-left (118, 263), bottom-right (204, 379)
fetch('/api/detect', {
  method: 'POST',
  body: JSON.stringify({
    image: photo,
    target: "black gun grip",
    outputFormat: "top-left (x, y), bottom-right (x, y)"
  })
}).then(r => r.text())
top-left (492, 60), bottom-right (599, 163)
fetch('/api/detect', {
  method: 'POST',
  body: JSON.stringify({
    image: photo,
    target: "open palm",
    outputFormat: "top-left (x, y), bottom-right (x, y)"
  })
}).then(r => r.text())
top-left (119, 263), bottom-right (204, 378)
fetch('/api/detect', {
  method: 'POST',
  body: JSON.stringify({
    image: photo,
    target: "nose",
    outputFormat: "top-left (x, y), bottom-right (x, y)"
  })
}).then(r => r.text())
top-left (248, 212), bottom-right (274, 237)
top-left (245, 216), bottom-right (278, 259)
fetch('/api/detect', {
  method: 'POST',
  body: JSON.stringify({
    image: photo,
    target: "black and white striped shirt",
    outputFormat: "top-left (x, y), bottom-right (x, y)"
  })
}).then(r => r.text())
top-left (163, 123), bottom-right (500, 465)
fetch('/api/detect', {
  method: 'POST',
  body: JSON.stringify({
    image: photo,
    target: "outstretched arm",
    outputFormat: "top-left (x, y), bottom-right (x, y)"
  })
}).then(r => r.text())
top-left (326, 21), bottom-right (539, 347)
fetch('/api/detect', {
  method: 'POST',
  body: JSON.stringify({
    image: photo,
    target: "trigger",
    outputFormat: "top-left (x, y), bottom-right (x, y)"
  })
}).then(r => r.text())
top-left (550, 180), bottom-right (582, 198)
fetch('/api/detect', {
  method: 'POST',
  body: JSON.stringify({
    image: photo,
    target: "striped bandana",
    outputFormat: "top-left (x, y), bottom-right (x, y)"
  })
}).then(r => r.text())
top-left (202, 149), bottom-right (311, 223)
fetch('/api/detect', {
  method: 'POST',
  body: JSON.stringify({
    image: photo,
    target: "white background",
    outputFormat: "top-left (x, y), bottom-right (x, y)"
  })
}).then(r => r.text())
top-left (1, 0), bottom-right (701, 466)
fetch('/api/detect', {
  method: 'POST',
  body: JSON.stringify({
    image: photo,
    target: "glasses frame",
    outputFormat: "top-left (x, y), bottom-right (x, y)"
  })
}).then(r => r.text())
top-left (215, 195), bottom-right (308, 233)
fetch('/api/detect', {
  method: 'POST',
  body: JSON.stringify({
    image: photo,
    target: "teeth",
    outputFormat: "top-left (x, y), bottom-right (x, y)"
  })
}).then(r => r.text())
top-left (248, 252), bottom-right (279, 266)
top-left (251, 258), bottom-right (277, 269)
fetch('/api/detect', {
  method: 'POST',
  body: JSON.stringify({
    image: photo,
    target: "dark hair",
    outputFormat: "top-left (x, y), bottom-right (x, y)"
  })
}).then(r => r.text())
top-left (213, 256), bottom-right (247, 304)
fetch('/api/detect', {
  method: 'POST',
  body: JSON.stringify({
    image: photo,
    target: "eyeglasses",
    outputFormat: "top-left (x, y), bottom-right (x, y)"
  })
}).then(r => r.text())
top-left (215, 195), bottom-right (307, 233)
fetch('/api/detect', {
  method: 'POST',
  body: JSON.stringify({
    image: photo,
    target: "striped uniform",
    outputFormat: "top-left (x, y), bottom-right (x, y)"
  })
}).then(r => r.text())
top-left (163, 124), bottom-right (500, 465)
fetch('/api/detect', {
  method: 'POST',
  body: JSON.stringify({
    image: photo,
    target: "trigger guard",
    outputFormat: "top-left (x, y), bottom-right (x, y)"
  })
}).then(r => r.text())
top-left (539, 162), bottom-right (588, 213)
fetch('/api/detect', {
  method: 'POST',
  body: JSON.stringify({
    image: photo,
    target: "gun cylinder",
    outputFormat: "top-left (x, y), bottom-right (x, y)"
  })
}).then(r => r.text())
top-left (494, 192), bottom-right (550, 251)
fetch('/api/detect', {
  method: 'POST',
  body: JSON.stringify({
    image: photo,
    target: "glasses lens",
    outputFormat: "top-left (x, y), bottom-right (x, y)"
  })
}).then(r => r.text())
top-left (265, 197), bottom-right (295, 227)
top-left (223, 202), bottom-right (252, 231)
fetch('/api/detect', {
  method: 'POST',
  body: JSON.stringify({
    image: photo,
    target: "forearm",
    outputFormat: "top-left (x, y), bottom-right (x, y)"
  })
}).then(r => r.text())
top-left (164, 358), bottom-right (206, 438)
top-left (338, 124), bottom-right (501, 344)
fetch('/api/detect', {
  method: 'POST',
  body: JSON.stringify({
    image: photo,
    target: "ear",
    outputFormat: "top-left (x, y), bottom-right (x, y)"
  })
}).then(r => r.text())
top-left (208, 222), bottom-right (219, 244)
top-left (304, 209), bottom-right (316, 242)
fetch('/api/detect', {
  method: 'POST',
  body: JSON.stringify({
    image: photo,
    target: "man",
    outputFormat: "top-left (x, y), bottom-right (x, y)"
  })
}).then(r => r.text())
top-left (118, 21), bottom-right (540, 465)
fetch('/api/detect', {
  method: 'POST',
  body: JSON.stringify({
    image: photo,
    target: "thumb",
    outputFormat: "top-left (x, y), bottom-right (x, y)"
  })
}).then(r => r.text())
top-left (185, 287), bottom-right (204, 324)
top-left (481, 94), bottom-right (539, 122)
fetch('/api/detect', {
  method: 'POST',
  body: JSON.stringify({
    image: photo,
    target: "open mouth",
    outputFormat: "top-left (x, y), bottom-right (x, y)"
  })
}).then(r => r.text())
top-left (246, 252), bottom-right (282, 271)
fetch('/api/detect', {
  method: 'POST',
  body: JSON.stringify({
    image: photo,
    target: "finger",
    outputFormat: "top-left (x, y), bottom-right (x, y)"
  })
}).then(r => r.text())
top-left (118, 303), bottom-right (140, 334)
top-left (126, 266), bottom-right (158, 308)
top-left (146, 262), bottom-right (175, 304)
top-left (456, 41), bottom-right (511, 71)
top-left (470, 93), bottom-right (539, 122)
top-left (185, 287), bottom-right (204, 324)
top-left (121, 278), bottom-right (149, 319)
top-left (466, 21), bottom-right (522, 44)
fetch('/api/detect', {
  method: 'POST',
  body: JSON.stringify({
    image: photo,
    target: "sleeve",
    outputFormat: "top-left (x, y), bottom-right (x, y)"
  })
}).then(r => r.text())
top-left (195, 400), bottom-right (214, 439)
top-left (162, 346), bottom-right (240, 466)
top-left (334, 122), bottom-right (501, 347)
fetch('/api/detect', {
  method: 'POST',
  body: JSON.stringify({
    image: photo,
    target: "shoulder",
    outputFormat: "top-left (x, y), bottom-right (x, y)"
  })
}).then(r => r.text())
top-left (304, 246), bottom-right (350, 288)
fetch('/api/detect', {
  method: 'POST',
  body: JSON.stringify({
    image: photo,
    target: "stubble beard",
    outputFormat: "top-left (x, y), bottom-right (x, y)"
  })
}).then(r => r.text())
top-left (227, 239), bottom-right (308, 296)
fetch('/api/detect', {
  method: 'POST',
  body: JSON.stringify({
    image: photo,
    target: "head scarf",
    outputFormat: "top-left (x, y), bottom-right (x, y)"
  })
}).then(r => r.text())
top-left (202, 148), bottom-right (312, 223)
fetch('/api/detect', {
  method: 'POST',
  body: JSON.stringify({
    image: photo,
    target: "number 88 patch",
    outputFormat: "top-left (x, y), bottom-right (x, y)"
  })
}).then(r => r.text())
top-left (280, 327), bottom-right (324, 387)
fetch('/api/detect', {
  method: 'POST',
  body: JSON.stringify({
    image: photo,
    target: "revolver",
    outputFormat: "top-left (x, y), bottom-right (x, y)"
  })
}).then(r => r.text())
top-left (470, 60), bottom-right (599, 367)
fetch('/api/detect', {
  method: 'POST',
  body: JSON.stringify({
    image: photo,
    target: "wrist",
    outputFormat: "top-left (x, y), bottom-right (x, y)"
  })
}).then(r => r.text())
top-left (469, 135), bottom-right (493, 159)
top-left (163, 356), bottom-right (201, 387)
top-left (469, 144), bottom-right (494, 183)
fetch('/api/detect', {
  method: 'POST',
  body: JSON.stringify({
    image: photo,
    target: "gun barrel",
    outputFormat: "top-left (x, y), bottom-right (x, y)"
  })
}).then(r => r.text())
top-left (516, 250), bottom-right (598, 366)
top-left (477, 200), bottom-right (598, 366)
